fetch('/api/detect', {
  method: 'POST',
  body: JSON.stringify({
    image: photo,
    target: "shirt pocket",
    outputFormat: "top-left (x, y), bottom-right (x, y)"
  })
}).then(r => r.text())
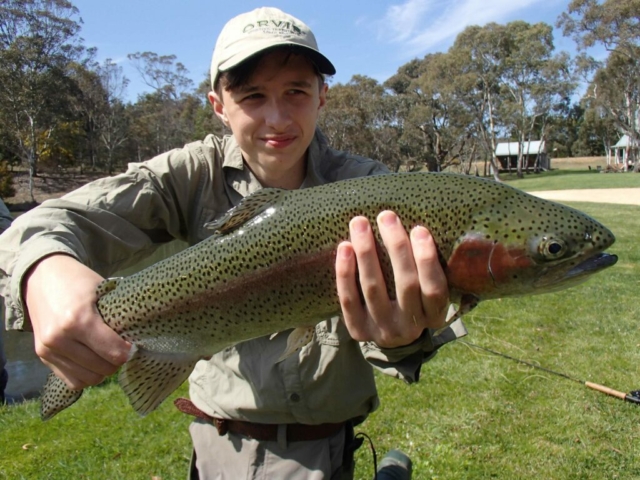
top-left (315, 317), bottom-right (351, 347)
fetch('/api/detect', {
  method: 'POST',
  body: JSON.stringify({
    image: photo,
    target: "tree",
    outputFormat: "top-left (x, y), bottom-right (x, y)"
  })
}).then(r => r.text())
top-left (126, 52), bottom-right (196, 156)
top-left (558, 0), bottom-right (640, 171)
top-left (0, 0), bottom-right (87, 200)
top-left (449, 23), bottom-right (507, 180)
top-left (96, 59), bottom-right (129, 174)
top-left (497, 21), bottom-right (575, 177)
top-left (386, 54), bottom-right (477, 173)
top-left (319, 75), bottom-right (403, 170)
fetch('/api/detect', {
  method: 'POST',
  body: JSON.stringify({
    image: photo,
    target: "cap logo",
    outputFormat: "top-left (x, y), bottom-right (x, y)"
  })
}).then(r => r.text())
top-left (242, 20), bottom-right (303, 36)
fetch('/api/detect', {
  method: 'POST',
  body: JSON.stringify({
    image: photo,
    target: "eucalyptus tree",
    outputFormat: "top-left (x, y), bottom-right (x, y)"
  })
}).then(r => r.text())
top-left (96, 58), bottom-right (129, 174)
top-left (385, 53), bottom-right (476, 173)
top-left (0, 0), bottom-right (87, 200)
top-left (497, 21), bottom-right (575, 177)
top-left (127, 51), bottom-right (196, 155)
top-left (319, 75), bottom-right (403, 171)
top-left (449, 24), bottom-right (507, 180)
top-left (558, 0), bottom-right (640, 170)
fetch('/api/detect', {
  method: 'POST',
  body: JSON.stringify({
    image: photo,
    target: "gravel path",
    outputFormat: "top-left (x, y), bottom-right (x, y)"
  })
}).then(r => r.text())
top-left (531, 188), bottom-right (640, 206)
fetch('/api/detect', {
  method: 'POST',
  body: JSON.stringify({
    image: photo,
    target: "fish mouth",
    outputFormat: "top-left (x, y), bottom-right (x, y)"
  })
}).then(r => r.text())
top-left (534, 252), bottom-right (618, 292)
top-left (565, 252), bottom-right (618, 279)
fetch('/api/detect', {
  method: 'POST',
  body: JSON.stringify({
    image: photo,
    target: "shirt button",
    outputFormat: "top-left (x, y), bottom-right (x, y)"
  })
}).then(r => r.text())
top-left (290, 393), bottom-right (300, 403)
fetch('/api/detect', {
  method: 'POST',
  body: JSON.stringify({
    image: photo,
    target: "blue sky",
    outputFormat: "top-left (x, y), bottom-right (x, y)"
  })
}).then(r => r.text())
top-left (72, 0), bottom-right (579, 101)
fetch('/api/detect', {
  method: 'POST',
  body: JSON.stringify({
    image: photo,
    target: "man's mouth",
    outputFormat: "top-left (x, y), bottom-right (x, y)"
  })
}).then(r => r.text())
top-left (263, 135), bottom-right (296, 149)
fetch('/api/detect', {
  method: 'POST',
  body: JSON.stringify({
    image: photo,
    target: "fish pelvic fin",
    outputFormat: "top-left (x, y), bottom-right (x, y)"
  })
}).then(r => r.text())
top-left (433, 294), bottom-right (480, 337)
top-left (119, 347), bottom-right (199, 416)
top-left (276, 326), bottom-right (316, 363)
top-left (204, 188), bottom-right (285, 234)
top-left (40, 372), bottom-right (84, 421)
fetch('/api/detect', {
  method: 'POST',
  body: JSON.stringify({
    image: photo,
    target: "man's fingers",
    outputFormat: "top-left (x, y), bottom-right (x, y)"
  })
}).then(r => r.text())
top-left (37, 351), bottom-right (107, 390)
top-left (410, 226), bottom-right (449, 329)
top-left (336, 241), bottom-right (369, 341)
top-left (83, 317), bottom-right (131, 367)
top-left (348, 216), bottom-right (390, 321)
top-left (377, 211), bottom-right (423, 324)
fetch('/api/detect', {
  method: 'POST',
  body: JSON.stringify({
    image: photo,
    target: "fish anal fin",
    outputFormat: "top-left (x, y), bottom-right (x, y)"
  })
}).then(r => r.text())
top-left (204, 188), bottom-right (285, 234)
top-left (119, 348), bottom-right (199, 416)
top-left (276, 326), bottom-right (315, 363)
top-left (41, 372), bottom-right (84, 421)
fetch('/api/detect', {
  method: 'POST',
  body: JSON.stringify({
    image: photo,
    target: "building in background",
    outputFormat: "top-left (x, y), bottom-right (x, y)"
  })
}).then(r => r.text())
top-left (494, 140), bottom-right (549, 172)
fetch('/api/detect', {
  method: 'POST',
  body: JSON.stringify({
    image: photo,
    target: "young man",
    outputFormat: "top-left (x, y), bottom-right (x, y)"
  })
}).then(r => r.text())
top-left (0, 7), bottom-right (463, 479)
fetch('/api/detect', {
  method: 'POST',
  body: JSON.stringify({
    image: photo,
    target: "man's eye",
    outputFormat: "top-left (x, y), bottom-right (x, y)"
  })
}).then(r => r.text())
top-left (242, 93), bottom-right (263, 101)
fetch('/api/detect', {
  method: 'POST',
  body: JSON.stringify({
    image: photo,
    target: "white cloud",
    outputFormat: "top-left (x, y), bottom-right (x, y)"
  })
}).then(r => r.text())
top-left (377, 0), bottom-right (549, 56)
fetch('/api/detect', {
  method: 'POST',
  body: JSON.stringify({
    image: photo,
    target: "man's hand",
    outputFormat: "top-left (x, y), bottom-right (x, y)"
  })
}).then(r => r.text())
top-left (23, 254), bottom-right (131, 390)
top-left (336, 211), bottom-right (449, 348)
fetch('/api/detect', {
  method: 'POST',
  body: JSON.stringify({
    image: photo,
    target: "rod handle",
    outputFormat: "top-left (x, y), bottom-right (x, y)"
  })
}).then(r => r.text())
top-left (585, 381), bottom-right (626, 399)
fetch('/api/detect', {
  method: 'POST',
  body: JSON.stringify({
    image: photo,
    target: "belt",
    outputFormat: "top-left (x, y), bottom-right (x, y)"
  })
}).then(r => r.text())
top-left (174, 397), bottom-right (345, 442)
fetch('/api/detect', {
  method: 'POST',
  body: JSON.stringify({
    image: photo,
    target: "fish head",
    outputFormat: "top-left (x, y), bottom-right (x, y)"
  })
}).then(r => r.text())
top-left (445, 189), bottom-right (617, 300)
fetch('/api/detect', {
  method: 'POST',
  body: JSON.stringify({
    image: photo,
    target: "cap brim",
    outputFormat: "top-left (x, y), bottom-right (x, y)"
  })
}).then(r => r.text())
top-left (219, 41), bottom-right (336, 76)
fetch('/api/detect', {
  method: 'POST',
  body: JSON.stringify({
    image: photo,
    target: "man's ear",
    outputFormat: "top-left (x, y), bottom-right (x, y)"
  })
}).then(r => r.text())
top-left (318, 83), bottom-right (328, 111)
top-left (208, 91), bottom-right (228, 125)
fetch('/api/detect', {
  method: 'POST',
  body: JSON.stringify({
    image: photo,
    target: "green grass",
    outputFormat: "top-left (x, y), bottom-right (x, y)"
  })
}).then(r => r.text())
top-left (2, 203), bottom-right (638, 479)
top-left (501, 169), bottom-right (640, 191)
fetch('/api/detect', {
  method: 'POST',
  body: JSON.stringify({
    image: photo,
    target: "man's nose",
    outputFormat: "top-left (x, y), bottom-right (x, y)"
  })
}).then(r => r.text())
top-left (263, 99), bottom-right (292, 129)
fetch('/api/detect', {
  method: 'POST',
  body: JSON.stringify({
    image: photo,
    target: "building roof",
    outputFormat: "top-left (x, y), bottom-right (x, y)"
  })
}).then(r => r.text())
top-left (611, 134), bottom-right (639, 149)
top-left (495, 141), bottom-right (546, 156)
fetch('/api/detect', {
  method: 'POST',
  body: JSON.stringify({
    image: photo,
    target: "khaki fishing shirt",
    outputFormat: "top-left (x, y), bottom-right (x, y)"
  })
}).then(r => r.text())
top-left (0, 129), bottom-right (465, 425)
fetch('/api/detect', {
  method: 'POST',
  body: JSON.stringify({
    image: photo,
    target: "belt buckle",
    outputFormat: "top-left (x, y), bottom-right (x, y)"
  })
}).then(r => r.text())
top-left (213, 418), bottom-right (229, 436)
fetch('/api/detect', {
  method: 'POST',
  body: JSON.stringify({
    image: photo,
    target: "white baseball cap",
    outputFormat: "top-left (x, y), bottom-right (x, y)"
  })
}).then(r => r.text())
top-left (210, 7), bottom-right (336, 89)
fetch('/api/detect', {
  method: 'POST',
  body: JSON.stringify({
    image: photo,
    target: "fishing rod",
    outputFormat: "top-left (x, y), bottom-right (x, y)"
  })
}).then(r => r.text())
top-left (461, 340), bottom-right (640, 405)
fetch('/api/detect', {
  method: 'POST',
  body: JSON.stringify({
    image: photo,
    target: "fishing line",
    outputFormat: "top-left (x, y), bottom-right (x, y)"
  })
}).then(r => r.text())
top-left (461, 340), bottom-right (640, 405)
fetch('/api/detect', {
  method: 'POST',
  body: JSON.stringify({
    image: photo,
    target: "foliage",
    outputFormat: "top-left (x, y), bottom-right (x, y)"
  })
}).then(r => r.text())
top-left (0, 161), bottom-right (15, 198)
top-left (1, 1), bottom-right (638, 202)
top-left (0, 0), bottom-right (87, 200)
top-left (558, 0), bottom-right (640, 170)
top-left (319, 75), bottom-right (403, 171)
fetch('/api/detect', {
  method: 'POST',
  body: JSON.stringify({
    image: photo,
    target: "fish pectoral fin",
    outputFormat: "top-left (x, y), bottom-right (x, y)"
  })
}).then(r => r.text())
top-left (119, 348), bottom-right (199, 416)
top-left (204, 188), bottom-right (285, 234)
top-left (433, 294), bottom-right (480, 337)
top-left (96, 277), bottom-right (122, 297)
top-left (276, 326), bottom-right (315, 363)
top-left (40, 372), bottom-right (84, 421)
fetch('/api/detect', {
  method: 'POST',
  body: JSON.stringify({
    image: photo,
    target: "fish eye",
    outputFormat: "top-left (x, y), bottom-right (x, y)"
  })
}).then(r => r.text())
top-left (539, 237), bottom-right (566, 259)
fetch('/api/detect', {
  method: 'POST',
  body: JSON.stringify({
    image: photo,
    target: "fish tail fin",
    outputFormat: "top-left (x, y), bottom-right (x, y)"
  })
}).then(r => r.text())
top-left (41, 372), bottom-right (84, 421)
top-left (119, 347), bottom-right (199, 416)
top-left (276, 326), bottom-right (315, 363)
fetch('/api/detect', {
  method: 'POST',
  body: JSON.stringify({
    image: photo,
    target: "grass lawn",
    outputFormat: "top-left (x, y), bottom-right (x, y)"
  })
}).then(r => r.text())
top-left (1, 203), bottom-right (638, 479)
top-left (501, 169), bottom-right (639, 191)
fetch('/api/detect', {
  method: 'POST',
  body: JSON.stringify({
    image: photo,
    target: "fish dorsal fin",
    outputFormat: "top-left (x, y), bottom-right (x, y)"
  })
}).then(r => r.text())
top-left (205, 188), bottom-right (285, 235)
top-left (118, 347), bottom-right (200, 416)
top-left (40, 372), bottom-right (84, 421)
top-left (96, 277), bottom-right (121, 297)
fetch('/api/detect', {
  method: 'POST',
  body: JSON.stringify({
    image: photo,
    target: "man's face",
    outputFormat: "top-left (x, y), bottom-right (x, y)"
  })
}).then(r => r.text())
top-left (209, 51), bottom-right (327, 189)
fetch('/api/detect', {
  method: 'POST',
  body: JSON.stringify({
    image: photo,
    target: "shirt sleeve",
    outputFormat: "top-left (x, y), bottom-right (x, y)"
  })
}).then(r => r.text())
top-left (0, 144), bottom-right (210, 330)
top-left (360, 305), bottom-right (468, 383)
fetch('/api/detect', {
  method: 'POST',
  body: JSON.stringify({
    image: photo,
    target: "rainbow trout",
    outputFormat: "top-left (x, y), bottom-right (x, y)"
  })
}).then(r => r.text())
top-left (41, 172), bottom-right (617, 420)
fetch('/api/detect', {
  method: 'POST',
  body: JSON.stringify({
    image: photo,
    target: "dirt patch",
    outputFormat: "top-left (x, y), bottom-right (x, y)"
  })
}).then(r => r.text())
top-left (551, 156), bottom-right (608, 170)
top-left (532, 188), bottom-right (640, 206)
top-left (4, 169), bottom-right (108, 211)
